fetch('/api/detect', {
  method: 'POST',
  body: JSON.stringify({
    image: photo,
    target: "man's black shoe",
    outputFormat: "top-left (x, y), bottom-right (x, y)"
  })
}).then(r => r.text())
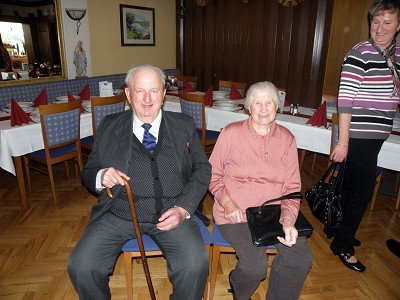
top-left (386, 239), bottom-right (400, 258)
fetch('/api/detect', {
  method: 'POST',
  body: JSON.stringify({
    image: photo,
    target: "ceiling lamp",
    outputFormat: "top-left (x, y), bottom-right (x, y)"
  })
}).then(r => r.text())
top-left (65, 9), bottom-right (87, 34)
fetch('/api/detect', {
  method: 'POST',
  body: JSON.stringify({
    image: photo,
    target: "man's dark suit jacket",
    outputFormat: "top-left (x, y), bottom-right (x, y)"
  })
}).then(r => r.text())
top-left (81, 109), bottom-right (212, 225)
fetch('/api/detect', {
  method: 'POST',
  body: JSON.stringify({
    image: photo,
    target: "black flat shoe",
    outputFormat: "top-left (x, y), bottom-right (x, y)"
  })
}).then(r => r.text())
top-left (334, 252), bottom-right (366, 272)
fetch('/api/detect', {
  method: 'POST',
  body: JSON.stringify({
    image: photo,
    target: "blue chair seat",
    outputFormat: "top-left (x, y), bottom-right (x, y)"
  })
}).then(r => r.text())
top-left (122, 216), bottom-right (211, 253)
top-left (81, 135), bottom-right (94, 147)
top-left (28, 144), bottom-right (77, 160)
top-left (197, 129), bottom-right (220, 141)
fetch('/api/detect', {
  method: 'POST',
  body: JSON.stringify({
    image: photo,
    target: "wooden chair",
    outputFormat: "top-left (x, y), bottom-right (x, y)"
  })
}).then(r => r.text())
top-left (81, 94), bottom-right (127, 153)
top-left (122, 216), bottom-right (212, 300)
top-left (23, 100), bottom-right (83, 205)
top-left (176, 75), bottom-right (198, 90)
top-left (218, 80), bottom-right (246, 97)
top-left (209, 224), bottom-right (277, 300)
top-left (330, 114), bottom-right (383, 210)
top-left (178, 91), bottom-right (220, 155)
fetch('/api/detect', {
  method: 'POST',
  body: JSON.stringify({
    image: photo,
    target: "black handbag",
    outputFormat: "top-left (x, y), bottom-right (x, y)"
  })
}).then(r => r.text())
top-left (246, 192), bottom-right (314, 247)
top-left (305, 161), bottom-right (345, 228)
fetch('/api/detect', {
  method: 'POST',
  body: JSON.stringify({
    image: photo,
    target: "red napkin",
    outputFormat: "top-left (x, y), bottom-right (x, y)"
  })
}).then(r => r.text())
top-left (10, 98), bottom-right (33, 127)
top-left (284, 100), bottom-right (290, 107)
top-left (183, 80), bottom-right (196, 92)
top-left (16, 72), bottom-right (21, 79)
top-left (204, 85), bottom-right (214, 107)
top-left (79, 83), bottom-right (90, 101)
top-left (229, 84), bottom-right (243, 100)
top-left (306, 101), bottom-right (327, 127)
top-left (3, 64), bottom-right (12, 72)
top-left (68, 92), bottom-right (85, 113)
top-left (34, 88), bottom-right (47, 107)
top-left (120, 83), bottom-right (127, 90)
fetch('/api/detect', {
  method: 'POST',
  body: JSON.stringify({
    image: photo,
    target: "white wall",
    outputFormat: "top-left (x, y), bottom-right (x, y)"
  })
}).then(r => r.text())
top-left (59, 0), bottom-right (91, 79)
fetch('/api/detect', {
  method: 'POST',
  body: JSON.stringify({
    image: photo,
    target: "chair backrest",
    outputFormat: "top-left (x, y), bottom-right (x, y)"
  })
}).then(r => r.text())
top-left (176, 75), bottom-right (197, 90)
top-left (178, 91), bottom-right (206, 147)
top-left (39, 100), bottom-right (82, 149)
top-left (330, 113), bottom-right (339, 153)
top-left (91, 94), bottom-right (127, 140)
top-left (218, 80), bottom-right (246, 97)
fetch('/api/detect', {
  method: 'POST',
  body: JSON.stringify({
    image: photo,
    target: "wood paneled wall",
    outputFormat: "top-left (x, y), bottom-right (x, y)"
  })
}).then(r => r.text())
top-left (177, 0), bottom-right (333, 108)
top-left (323, 0), bottom-right (372, 96)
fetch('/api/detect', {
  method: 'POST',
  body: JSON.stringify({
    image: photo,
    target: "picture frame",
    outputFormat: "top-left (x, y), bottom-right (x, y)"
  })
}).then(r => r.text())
top-left (119, 4), bottom-right (155, 46)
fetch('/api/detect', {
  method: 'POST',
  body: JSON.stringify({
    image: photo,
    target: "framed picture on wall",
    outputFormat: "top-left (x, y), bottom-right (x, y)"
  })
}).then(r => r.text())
top-left (120, 4), bottom-right (155, 46)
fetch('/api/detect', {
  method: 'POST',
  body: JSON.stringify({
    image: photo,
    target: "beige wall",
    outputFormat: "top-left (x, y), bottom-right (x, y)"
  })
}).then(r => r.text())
top-left (87, 0), bottom-right (176, 76)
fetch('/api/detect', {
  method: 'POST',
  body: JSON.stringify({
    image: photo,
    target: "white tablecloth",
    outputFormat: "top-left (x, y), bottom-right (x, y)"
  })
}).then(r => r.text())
top-left (1, 96), bottom-right (399, 175)
top-left (0, 113), bottom-right (93, 175)
top-left (163, 95), bottom-right (400, 172)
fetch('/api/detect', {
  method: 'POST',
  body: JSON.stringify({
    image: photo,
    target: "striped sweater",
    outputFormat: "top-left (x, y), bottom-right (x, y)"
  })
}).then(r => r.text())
top-left (338, 39), bottom-right (400, 139)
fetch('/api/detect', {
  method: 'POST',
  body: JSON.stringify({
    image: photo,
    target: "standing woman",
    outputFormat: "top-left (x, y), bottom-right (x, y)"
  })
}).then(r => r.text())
top-left (329, 0), bottom-right (400, 272)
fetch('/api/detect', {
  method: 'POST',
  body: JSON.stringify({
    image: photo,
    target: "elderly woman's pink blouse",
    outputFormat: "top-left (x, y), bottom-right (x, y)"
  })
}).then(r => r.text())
top-left (209, 118), bottom-right (301, 225)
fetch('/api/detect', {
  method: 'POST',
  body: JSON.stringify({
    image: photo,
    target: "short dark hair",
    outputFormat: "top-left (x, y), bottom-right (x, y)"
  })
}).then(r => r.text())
top-left (369, 0), bottom-right (400, 22)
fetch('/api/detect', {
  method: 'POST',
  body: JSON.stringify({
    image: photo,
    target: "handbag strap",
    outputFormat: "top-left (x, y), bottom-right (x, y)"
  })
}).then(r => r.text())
top-left (332, 160), bottom-right (346, 193)
top-left (258, 191), bottom-right (303, 209)
top-left (320, 161), bottom-right (338, 184)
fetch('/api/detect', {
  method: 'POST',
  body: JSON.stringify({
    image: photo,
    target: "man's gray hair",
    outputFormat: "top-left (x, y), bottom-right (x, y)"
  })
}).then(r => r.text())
top-left (125, 65), bottom-right (166, 89)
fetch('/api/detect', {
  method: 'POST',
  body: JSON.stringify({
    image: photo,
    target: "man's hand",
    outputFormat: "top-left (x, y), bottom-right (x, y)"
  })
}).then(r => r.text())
top-left (101, 167), bottom-right (130, 188)
top-left (157, 207), bottom-right (187, 231)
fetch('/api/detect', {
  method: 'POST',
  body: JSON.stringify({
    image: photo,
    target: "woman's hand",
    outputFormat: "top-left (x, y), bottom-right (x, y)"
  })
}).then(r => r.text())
top-left (221, 196), bottom-right (245, 223)
top-left (277, 218), bottom-right (298, 247)
top-left (330, 144), bottom-right (348, 162)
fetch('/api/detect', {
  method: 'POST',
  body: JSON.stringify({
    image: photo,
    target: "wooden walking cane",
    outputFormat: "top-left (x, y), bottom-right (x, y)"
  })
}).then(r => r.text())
top-left (106, 178), bottom-right (156, 300)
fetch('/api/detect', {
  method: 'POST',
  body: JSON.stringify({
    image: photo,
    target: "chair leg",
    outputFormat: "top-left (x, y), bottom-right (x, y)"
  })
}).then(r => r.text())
top-left (47, 164), bottom-right (57, 205)
top-left (124, 253), bottom-right (133, 300)
top-left (396, 189), bottom-right (400, 210)
top-left (298, 150), bottom-right (306, 171)
top-left (64, 161), bottom-right (70, 179)
top-left (209, 246), bottom-right (221, 300)
top-left (369, 172), bottom-right (382, 211)
top-left (203, 244), bottom-right (210, 300)
top-left (23, 156), bottom-right (32, 194)
top-left (311, 153), bottom-right (317, 171)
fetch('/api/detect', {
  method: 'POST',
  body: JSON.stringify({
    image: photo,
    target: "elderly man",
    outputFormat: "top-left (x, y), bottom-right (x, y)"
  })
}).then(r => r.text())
top-left (68, 65), bottom-right (211, 299)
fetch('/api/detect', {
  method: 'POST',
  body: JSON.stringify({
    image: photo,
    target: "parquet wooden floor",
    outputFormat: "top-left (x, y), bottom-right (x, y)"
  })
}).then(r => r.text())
top-left (0, 154), bottom-right (399, 299)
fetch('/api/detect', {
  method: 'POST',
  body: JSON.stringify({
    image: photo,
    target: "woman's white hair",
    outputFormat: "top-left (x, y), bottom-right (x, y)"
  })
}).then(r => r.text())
top-left (244, 81), bottom-right (280, 110)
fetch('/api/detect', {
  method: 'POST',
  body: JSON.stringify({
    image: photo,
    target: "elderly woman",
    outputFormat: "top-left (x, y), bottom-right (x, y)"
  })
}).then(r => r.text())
top-left (209, 81), bottom-right (313, 300)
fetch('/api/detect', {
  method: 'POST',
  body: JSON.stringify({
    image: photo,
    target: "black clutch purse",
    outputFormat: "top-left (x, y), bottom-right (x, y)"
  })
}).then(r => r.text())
top-left (246, 192), bottom-right (314, 247)
top-left (305, 161), bottom-right (345, 229)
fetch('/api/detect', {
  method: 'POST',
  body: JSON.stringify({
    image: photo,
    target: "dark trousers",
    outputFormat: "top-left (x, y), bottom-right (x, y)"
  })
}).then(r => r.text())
top-left (329, 138), bottom-right (384, 255)
top-left (219, 223), bottom-right (313, 300)
top-left (68, 212), bottom-right (209, 300)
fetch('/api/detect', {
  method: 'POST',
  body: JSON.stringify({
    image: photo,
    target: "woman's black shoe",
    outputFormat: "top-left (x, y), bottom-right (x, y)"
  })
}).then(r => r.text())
top-left (334, 252), bottom-right (366, 272)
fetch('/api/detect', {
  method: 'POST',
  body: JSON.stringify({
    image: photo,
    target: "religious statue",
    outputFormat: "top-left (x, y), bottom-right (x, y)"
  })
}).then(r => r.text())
top-left (74, 40), bottom-right (87, 78)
